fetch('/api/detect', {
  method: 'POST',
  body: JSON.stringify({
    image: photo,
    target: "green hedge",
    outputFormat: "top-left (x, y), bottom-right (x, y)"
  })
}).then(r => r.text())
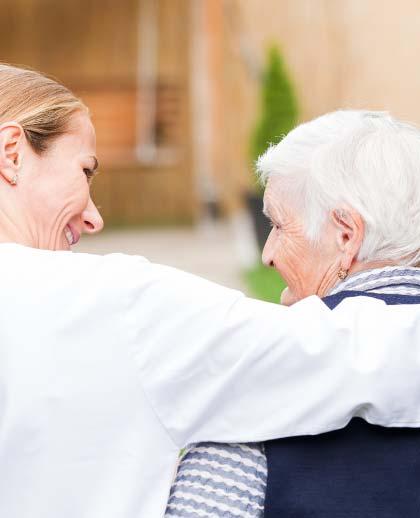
top-left (244, 264), bottom-right (287, 303)
top-left (250, 46), bottom-right (298, 194)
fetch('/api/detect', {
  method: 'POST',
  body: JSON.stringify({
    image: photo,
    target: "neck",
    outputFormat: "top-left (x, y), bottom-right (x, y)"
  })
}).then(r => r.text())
top-left (0, 195), bottom-right (36, 247)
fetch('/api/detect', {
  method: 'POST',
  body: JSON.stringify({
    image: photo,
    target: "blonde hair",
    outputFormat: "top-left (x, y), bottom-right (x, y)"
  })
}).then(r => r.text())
top-left (0, 63), bottom-right (87, 153)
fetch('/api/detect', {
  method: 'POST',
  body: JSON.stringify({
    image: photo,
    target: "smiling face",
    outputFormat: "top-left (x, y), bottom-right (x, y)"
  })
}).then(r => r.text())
top-left (262, 178), bottom-right (352, 305)
top-left (0, 111), bottom-right (104, 250)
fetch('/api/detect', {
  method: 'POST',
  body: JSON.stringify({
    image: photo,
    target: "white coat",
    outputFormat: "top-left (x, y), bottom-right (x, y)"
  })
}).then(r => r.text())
top-left (1, 243), bottom-right (420, 517)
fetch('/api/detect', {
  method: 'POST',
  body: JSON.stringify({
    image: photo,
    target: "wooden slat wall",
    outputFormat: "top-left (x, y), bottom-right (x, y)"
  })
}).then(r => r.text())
top-left (0, 0), bottom-right (196, 226)
top-left (92, 164), bottom-right (196, 226)
top-left (78, 84), bottom-right (138, 164)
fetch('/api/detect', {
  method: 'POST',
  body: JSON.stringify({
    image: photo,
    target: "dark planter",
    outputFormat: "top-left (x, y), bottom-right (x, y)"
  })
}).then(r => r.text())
top-left (245, 193), bottom-right (272, 251)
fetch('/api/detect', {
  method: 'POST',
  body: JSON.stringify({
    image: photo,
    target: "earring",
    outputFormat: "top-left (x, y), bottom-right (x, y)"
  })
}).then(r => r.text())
top-left (338, 268), bottom-right (348, 280)
top-left (10, 174), bottom-right (18, 186)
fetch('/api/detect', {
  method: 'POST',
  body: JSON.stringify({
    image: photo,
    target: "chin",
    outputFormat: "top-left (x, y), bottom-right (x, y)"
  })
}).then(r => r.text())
top-left (280, 287), bottom-right (302, 306)
top-left (280, 287), bottom-right (294, 306)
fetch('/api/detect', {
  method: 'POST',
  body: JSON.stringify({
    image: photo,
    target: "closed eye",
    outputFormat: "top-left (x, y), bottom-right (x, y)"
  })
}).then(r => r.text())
top-left (83, 168), bottom-right (95, 184)
top-left (269, 219), bottom-right (281, 230)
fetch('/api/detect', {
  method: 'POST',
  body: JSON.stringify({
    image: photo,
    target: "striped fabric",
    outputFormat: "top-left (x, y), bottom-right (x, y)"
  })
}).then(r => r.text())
top-left (165, 265), bottom-right (420, 518)
top-left (329, 266), bottom-right (420, 295)
top-left (165, 442), bottom-right (266, 517)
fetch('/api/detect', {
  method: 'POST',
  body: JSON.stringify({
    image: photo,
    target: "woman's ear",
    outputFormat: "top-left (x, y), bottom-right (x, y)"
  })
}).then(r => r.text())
top-left (0, 122), bottom-right (24, 185)
top-left (331, 207), bottom-right (365, 270)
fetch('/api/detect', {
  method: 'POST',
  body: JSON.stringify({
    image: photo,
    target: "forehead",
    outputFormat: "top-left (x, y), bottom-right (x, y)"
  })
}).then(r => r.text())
top-left (50, 112), bottom-right (96, 155)
top-left (263, 178), bottom-right (282, 211)
top-left (69, 112), bottom-right (95, 145)
top-left (263, 177), bottom-right (296, 217)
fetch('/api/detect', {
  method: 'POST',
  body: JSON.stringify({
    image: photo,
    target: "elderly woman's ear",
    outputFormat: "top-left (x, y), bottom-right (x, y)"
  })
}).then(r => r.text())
top-left (331, 208), bottom-right (365, 271)
top-left (0, 122), bottom-right (24, 186)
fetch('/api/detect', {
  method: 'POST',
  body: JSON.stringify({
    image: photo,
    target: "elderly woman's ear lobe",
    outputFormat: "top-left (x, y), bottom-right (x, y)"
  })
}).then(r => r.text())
top-left (331, 208), bottom-right (365, 269)
top-left (0, 122), bottom-right (24, 186)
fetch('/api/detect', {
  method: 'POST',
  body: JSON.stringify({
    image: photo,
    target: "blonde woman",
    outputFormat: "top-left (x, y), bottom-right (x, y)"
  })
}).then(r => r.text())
top-left (0, 66), bottom-right (419, 518)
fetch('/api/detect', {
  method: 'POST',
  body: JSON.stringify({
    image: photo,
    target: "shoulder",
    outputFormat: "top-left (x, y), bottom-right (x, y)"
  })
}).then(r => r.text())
top-left (5, 243), bottom-right (245, 324)
top-left (0, 242), bottom-right (150, 275)
top-left (4, 243), bottom-right (151, 293)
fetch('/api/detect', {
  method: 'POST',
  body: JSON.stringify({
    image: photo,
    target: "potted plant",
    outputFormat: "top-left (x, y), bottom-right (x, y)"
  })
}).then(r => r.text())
top-left (247, 46), bottom-right (298, 250)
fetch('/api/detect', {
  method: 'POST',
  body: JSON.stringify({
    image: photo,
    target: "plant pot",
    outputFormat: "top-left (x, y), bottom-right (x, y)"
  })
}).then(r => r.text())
top-left (245, 193), bottom-right (272, 251)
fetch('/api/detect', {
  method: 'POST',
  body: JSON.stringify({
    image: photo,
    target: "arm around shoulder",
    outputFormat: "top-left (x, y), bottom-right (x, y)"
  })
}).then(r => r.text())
top-left (125, 260), bottom-right (420, 447)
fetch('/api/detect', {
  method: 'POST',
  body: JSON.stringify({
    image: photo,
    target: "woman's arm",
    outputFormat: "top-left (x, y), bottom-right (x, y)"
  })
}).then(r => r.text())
top-left (165, 443), bottom-right (266, 518)
top-left (124, 258), bottom-right (420, 446)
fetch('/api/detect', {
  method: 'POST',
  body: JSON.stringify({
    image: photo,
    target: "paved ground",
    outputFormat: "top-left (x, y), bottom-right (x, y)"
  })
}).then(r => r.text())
top-left (75, 214), bottom-right (260, 293)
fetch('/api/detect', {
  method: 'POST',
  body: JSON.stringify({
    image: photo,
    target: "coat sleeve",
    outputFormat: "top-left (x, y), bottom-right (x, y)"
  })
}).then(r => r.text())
top-left (127, 259), bottom-right (420, 448)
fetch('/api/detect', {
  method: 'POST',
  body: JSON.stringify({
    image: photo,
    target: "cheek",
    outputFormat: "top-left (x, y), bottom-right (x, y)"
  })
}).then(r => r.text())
top-left (273, 236), bottom-right (316, 294)
top-left (57, 169), bottom-right (90, 209)
top-left (271, 233), bottom-right (297, 272)
top-left (39, 174), bottom-right (89, 218)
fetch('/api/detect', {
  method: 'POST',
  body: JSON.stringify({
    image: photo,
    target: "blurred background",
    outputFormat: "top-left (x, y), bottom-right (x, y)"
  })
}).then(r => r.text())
top-left (2, 0), bottom-right (419, 301)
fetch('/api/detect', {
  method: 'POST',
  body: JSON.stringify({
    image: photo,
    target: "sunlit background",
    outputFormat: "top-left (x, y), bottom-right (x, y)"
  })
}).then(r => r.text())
top-left (2, 0), bottom-right (419, 301)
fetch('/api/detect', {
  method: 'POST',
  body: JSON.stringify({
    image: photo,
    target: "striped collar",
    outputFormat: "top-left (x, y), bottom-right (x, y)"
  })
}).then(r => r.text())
top-left (329, 266), bottom-right (420, 296)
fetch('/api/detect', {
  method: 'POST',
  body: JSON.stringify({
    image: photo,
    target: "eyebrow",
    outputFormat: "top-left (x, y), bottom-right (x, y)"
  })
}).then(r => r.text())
top-left (262, 205), bottom-right (271, 219)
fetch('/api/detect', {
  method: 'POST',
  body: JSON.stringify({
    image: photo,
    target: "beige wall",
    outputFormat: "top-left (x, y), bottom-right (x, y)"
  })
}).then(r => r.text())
top-left (213, 0), bottom-right (420, 213)
top-left (1, 1), bottom-right (419, 222)
top-left (0, 0), bottom-right (196, 225)
top-left (234, 0), bottom-right (420, 121)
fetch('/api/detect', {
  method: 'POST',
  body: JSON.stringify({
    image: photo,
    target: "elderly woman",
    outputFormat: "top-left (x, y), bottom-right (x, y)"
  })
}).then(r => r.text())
top-left (166, 110), bottom-right (420, 517)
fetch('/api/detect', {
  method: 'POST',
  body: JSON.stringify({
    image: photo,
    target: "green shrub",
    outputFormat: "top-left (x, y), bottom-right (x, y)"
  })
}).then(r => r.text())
top-left (244, 264), bottom-right (287, 303)
top-left (250, 46), bottom-right (298, 194)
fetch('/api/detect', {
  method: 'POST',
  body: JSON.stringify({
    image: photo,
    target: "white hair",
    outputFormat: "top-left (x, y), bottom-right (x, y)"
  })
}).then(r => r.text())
top-left (257, 110), bottom-right (420, 266)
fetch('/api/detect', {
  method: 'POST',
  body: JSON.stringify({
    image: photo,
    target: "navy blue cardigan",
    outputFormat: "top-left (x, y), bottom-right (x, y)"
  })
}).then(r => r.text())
top-left (264, 291), bottom-right (420, 518)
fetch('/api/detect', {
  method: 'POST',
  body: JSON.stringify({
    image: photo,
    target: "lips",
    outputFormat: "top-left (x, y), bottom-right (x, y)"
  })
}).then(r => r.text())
top-left (64, 224), bottom-right (80, 246)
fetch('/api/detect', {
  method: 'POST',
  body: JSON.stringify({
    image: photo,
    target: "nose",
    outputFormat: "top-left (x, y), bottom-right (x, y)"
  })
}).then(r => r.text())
top-left (81, 196), bottom-right (104, 235)
top-left (262, 228), bottom-right (275, 267)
